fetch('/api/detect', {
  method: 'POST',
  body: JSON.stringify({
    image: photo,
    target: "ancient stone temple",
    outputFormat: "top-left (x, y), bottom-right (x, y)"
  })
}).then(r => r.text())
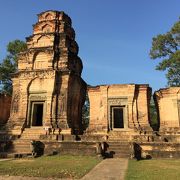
top-left (1, 10), bottom-right (180, 159)
top-left (7, 10), bottom-right (86, 135)
top-left (154, 87), bottom-right (180, 130)
top-left (87, 84), bottom-right (152, 134)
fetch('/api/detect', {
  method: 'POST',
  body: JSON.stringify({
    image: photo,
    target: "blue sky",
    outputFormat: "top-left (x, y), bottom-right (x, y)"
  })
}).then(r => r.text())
top-left (0, 0), bottom-right (180, 91)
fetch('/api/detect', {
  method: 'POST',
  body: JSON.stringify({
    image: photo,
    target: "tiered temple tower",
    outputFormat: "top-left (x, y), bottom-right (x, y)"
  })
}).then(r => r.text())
top-left (8, 10), bottom-right (86, 135)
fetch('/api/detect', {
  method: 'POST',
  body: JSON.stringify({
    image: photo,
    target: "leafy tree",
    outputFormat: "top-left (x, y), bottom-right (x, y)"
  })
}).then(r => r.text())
top-left (0, 40), bottom-right (27, 94)
top-left (149, 98), bottom-right (159, 131)
top-left (150, 18), bottom-right (180, 86)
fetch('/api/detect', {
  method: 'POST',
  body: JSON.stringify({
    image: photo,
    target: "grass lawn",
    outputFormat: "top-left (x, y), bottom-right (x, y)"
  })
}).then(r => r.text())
top-left (126, 159), bottom-right (180, 180)
top-left (0, 155), bottom-right (102, 179)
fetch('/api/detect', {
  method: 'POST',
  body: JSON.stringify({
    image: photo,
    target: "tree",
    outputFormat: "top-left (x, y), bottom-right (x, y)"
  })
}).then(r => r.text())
top-left (150, 17), bottom-right (180, 86)
top-left (0, 40), bottom-right (27, 94)
top-left (149, 98), bottom-right (159, 131)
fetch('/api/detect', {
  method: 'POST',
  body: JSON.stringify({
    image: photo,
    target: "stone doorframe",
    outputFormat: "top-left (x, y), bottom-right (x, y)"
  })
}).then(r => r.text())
top-left (178, 100), bottom-right (180, 126)
top-left (26, 92), bottom-right (47, 127)
top-left (108, 97), bottom-right (128, 131)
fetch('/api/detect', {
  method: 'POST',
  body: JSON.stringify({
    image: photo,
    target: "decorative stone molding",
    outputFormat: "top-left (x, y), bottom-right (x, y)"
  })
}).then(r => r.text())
top-left (19, 70), bottom-right (55, 79)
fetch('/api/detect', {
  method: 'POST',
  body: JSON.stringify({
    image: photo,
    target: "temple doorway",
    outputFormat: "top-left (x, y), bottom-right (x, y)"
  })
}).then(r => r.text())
top-left (31, 102), bottom-right (44, 126)
top-left (111, 106), bottom-right (124, 129)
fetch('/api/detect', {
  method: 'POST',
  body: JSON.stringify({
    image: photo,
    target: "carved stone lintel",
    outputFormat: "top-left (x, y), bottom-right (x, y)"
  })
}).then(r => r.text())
top-left (108, 98), bottom-right (128, 106)
top-left (30, 95), bottom-right (47, 101)
top-left (19, 70), bottom-right (55, 79)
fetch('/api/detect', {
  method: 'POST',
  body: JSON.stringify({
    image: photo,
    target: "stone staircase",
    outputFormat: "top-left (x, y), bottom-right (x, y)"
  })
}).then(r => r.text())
top-left (8, 127), bottom-right (46, 155)
top-left (105, 131), bottom-right (134, 158)
top-left (20, 127), bottom-right (45, 139)
top-left (107, 130), bottom-right (139, 141)
top-left (105, 141), bottom-right (132, 158)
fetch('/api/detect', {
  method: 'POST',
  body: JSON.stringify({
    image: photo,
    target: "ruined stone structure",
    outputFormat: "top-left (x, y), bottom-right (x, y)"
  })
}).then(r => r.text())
top-left (154, 87), bottom-right (180, 130)
top-left (0, 94), bottom-right (11, 125)
top-left (0, 10), bottom-right (180, 159)
top-left (88, 84), bottom-right (152, 134)
top-left (7, 10), bottom-right (86, 135)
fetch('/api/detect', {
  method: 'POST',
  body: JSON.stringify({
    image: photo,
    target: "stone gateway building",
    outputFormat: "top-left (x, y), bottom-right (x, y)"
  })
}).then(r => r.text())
top-left (88, 84), bottom-right (152, 133)
top-left (0, 10), bottom-right (180, 159)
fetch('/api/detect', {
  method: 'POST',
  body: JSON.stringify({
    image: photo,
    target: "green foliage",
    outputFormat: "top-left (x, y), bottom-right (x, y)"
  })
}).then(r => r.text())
top-left (0, 40), bottom-right (27, 94)
top-left (149, 98), bottom-right (159, 131)
top-left (150, 18), bottom-right (180, 86)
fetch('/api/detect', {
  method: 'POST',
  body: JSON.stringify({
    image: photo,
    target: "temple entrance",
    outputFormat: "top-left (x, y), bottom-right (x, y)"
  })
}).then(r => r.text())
top-left (111, 106), bottom-right (124, 129)
top-left (31, 103), bottom-right (44, 126)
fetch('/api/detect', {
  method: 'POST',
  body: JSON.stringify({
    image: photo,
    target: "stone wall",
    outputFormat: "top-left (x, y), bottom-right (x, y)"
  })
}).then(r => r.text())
top-left (154, 87), bottom-right (180, 130)
top-left (87, 84), bottom-right (152, 134)
top-left (0, 94), bottom-right (11, 125)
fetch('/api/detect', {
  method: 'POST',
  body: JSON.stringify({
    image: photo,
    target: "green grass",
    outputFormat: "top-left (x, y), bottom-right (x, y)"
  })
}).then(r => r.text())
top-left (126, 159), bottom-right (180, 180)
top-left (0, 155), bottom-right (101, 179)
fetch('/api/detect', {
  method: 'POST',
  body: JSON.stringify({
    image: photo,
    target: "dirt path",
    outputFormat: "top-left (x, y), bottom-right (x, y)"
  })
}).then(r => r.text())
top-left (81, 158), bottom-right (128, 180)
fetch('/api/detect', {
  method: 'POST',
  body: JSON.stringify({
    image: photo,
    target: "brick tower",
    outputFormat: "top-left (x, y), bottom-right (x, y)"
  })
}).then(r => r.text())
top-left (8, 10), bottom-right (86, 135)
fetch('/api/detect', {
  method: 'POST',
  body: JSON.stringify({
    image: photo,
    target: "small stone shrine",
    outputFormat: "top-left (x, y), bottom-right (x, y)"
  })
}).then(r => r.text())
top-left (87, 84), bottom-right (152, 134)
top-left (154, 87), bottom-right (180, 130)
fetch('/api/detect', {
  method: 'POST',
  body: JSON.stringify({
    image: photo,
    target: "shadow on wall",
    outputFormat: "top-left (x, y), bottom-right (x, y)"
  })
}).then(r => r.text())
top-left (0, 93), bottom-right (11, 127)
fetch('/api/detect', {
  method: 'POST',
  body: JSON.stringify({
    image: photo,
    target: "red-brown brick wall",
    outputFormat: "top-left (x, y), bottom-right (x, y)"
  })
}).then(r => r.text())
top-left (0, 94), bottom-right (11, 125)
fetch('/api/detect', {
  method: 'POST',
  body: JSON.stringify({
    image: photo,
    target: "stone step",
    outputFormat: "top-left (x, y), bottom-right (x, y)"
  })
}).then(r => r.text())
top-left (108, 134), bottom-right (132, 137)
top-left (8, 152), bottom-right (32, 157)
top-left (10, 149), bottom-right (31, 153)
top-left (0, 152), bottom-right (21, 158)
top-left (0, 152), bottom-right (32, 158)
top-left (107, 145), bottom-right (131, 150)
top-left (12, 143), bottom-right (30, 146)
top-left (107, 142), bottom-right (130, 145)
top-left (22, 131), bottom-right (44, 134)
top-left (108, 136), bottom-right (132, 141)
top-left (104, 151), bottom-right (131, 158)
top-left (13, 140), bottom-right (32, 144)
top-left (104, 141), bottom-right (132, 158)
top-left (108, 139), bottom-right (130, 141)
top-left (10, 144), bottom-right (31, 149)
top-left (108, 150), bottom-right (131, 154)
top-left (9, 144), bottom-right (31, 150)
top-left (22, 133), bottom-right (44, 136)
top-left (22, 128), bottom-right (45, 134)
top-left (107, 143), bottom-right (130, 146)
top-left (20, 136), bottom-right (41, 139)
top-left (113, 153), bottom-right (131, 158)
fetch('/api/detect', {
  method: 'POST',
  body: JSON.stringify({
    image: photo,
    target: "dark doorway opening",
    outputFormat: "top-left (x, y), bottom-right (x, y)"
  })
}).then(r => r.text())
top-left (32, 103), bottom-right (43, 126)
top-left (112, 107), bottom-right (124, 128)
